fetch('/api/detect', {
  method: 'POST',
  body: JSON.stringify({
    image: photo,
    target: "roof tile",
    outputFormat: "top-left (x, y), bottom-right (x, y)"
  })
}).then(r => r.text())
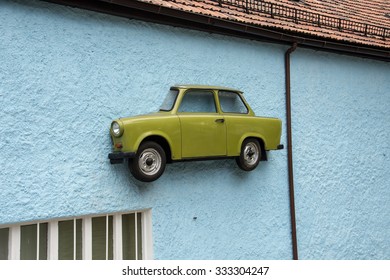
top-left (136, 0), bottom-right (390, 49)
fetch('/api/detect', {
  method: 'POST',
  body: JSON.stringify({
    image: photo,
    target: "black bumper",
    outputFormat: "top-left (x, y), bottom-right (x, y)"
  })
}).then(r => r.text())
top-left (277, 144), bottom-right (284, 150)
top-left (108, 152), bottom-right (136, 164)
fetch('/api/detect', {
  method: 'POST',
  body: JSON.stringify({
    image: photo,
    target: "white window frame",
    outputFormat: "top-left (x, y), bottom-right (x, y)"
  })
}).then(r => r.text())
top-left (9, 226), bottom-right (20, 260)
top-left (0, 209), bottom-right (153, 260)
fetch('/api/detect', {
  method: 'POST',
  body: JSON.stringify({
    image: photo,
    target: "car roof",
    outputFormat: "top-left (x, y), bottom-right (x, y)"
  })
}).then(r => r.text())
top-left (171, 84), bottom-right (243, 93)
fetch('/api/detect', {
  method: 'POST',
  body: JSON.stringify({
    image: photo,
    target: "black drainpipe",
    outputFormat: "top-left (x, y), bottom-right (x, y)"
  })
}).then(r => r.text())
top-left (285, 42), bottom-right (299, 260)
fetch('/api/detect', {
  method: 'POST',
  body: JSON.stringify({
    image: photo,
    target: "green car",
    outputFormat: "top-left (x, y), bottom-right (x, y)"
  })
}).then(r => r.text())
top-left (108, 85), bottom-right (283, 182)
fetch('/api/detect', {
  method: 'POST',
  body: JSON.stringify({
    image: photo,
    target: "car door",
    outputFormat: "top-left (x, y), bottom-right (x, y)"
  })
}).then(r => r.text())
top-left (218, 90), bottom-right (250, 155)
top-left (178, 89), bottom-right (227, 158)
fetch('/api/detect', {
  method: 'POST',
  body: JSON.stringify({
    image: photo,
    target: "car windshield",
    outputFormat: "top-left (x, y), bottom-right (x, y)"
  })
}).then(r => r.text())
top-left (160, 89), bottom-right (179, 111)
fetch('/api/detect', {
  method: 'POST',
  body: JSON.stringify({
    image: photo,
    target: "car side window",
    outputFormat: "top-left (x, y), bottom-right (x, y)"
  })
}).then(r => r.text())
top-left (178, 90), bottom-right (217, 113)
top-left (218, 91), bottom-right (248, 114)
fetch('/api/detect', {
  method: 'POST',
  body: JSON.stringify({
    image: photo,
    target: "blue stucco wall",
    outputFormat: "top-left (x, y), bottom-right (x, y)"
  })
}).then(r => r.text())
top-left (0, 0), bottom-right (389, 259)
top-left (291, 52), bottom-right (390, 259)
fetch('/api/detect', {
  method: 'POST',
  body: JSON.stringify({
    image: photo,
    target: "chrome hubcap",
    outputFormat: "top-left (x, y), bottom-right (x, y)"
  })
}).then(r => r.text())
top-left (244, 143), bottom-right (259, 166)
top-left (139, 148), bottom-right (161, 176)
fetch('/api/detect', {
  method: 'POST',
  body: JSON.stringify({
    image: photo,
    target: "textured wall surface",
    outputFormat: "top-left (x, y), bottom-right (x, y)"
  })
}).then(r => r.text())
top-left (0, 0), bottom-right (389, 259)
top-left (291, 51), bottom-right (390, 259)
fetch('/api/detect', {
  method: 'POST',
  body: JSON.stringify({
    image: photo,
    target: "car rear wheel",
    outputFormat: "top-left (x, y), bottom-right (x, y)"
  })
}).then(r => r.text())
top-left (129, 141), bottom-right (166, 182)
top-left (236, 138), bottom-right (261, 171)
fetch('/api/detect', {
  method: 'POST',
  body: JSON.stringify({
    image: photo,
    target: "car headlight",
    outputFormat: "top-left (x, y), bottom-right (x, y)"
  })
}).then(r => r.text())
top-left (111, 121), bottom-right (123, 137)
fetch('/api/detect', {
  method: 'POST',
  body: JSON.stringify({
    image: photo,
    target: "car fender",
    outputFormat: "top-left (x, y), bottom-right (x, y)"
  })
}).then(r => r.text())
top-left (133, 130), bottom-right (179, 159)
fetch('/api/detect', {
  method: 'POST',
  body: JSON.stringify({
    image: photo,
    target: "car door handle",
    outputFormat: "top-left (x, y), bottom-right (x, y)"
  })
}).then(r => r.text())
top-left (215, 118), bottom-right (225, 123)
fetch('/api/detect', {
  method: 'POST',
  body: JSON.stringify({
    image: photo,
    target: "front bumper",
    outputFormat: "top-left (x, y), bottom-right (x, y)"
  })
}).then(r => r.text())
top-left (108, 152), bottom-right (136, 164)
top-left (277, 144), bottom-right (284, 150)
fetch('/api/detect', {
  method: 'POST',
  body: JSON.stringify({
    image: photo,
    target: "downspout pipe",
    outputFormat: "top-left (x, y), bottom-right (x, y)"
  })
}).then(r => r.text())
top-left (285, 42), bottom-right (299, 260)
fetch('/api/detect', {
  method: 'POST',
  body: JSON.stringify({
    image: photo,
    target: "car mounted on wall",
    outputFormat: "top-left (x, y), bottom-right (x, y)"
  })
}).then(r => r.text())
top-left (108, 85), bottom-right (283, 182)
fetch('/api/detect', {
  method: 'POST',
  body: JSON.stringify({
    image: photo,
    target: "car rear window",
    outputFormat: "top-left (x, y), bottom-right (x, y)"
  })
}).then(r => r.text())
top-left (218, 91), bottom-right (248, 114)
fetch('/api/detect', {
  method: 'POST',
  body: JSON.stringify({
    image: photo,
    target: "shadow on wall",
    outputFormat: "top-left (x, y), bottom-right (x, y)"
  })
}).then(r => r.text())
top-left (109, 157), bottom-right (266, 190)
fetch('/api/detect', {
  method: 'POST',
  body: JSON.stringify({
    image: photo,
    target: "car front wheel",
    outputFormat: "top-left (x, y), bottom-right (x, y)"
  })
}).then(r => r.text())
top-left (129, 141), bottom-right (166, 182)
top-left (236, 138), bottom-right (261, 171)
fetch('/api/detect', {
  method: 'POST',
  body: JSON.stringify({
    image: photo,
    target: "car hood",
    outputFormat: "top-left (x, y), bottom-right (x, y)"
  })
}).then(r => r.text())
top-left (117, 111), bottom-right (172, 124)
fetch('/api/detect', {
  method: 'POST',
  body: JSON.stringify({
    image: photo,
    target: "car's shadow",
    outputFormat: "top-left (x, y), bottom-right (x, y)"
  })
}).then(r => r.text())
top-left (122, 157), bottom-right (269, 192)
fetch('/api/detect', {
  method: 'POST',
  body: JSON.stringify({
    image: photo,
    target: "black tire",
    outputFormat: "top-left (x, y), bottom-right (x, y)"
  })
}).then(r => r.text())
top-left (236, 138), bottom-right (262, 171)
top-left (129, 141), bottom-right (166, 182)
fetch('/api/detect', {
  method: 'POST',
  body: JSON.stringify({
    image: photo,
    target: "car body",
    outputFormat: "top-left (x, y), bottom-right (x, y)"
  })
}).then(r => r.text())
top-left (108, 85), bottom-right (283, 182)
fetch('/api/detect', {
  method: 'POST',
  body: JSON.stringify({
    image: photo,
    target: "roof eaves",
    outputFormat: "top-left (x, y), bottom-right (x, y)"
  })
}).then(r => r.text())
top-left (43, 0), bottom-right (390, 61)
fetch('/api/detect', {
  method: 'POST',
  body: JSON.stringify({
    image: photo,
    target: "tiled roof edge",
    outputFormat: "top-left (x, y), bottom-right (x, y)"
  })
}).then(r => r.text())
top-left (217, 0), bottom-right (389, 41)
top-left (42, 0), bottom-right (390, 61)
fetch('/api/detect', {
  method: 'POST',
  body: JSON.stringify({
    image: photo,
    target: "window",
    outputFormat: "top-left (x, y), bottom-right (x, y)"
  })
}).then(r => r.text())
top-left (218, 91), bottom-right (248, 114)
top-left (122, 213), bottom-right (142, 260)
top-left (0, 210), bottom-right (152, 260)
top-left (92, 216), bottom-right (113, 260)
top-left (58, 219), bottom-right (82, 260)
top-left (179, 90), bottom-right (216, 113)
top-left (0, 228), bottom-right (9, 260)
top-left (160, 89), bottom-right (179, 111)
top-left (20, 223), bottom-right (48, 260)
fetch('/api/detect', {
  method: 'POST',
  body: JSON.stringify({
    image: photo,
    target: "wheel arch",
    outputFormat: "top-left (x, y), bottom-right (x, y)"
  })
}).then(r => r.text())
top-left (239, 135), bottom-right (267, 161)
top-left (140, 135), bottom-right (173, 163)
